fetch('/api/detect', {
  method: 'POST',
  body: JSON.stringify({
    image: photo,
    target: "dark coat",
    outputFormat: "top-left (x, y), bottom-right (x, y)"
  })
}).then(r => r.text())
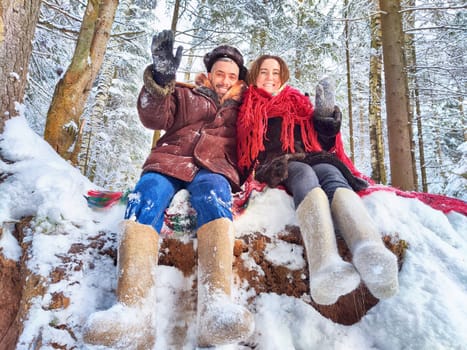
top-left (254, 112), bottom-right (369, 192)
top-left (137, 65), bottom-right (246, 192)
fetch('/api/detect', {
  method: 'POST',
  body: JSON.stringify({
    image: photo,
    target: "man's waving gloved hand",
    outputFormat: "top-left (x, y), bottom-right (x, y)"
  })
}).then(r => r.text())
top-left (151, 30), bottom-right (183, 86)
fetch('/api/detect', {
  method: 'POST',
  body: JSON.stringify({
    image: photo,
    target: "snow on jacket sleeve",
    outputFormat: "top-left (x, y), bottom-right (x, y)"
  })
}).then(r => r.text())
top-left (137, 64), bottom-right (176, 131)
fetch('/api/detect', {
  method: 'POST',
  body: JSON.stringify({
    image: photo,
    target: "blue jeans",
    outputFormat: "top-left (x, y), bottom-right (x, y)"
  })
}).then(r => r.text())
top-left (125, 170), bottom-right (233, 232)
top-left (284, 161), bottom-right (352, 207)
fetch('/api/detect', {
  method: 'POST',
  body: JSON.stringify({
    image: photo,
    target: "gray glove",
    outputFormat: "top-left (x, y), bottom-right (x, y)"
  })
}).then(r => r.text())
top-left (151, 30), bottom-right (183, 86)
top-left (314, 77), bottom-right (335, 119)
top-left (313, 77), bottom-right (341, 141)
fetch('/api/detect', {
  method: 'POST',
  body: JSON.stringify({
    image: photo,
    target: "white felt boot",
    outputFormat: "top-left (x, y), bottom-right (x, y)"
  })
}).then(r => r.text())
top-left (296, 187), bottom-right (361, 305)
top-left (196, 218), bottom-right (254, 348)
top-left (83, 220), bottom-right (159, 349)
top-left (331, 188), bottom-right (399, 299)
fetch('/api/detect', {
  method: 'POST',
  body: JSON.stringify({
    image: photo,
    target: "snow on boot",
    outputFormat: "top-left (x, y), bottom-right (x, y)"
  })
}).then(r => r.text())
top-left (331, 188), bottom-right (399, 299)
top-left (196, 218), bottom-right (254, 347)
top-left (296, 187), bottom-right (361, 305)
top-left (83, 220), bottom-right (159, 349)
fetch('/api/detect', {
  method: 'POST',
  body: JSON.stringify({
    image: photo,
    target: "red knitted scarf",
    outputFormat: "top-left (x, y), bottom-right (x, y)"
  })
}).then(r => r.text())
top-left (237, 85), bottom-right (372, 183)
top-left (237, 85), bottom-right (321, 169)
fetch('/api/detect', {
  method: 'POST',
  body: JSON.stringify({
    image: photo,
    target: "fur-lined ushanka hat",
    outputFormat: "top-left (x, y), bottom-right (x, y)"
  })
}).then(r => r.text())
top-left (203, 45), bottom-right (248, 81)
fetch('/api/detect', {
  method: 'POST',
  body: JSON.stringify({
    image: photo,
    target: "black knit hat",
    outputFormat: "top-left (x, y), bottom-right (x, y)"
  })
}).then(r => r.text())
top-left (203, 45), bottom-right (247, 81)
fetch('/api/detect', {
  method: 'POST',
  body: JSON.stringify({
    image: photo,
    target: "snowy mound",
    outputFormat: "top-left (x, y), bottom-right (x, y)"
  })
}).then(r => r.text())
top-left (1, 117), bottom-right (466, 349)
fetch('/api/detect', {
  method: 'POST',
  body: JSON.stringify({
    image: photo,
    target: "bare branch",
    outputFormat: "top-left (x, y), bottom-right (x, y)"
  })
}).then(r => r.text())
top-left (42, 0), bottom-right (83, 23)
top-left (400, 4), bottom-right (467, 13)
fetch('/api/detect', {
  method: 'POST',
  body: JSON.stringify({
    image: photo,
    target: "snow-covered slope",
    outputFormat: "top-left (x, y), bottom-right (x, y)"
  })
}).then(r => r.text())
top-left (1, 117), bottom-right (466, 350)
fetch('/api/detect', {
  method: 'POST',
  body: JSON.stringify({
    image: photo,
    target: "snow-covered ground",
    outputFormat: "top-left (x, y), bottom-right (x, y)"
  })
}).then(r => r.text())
top-left (1, 116), bottom-right (466, 349)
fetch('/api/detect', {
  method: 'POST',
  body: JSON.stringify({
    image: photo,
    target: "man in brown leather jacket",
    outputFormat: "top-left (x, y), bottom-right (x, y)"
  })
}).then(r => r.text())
top-left (84, 30), bottom-right (254, 349)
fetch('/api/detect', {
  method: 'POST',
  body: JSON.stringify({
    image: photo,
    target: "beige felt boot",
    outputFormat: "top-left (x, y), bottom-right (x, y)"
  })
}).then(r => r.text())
top-left (297, 187), bottom-right (361, 305)
top-left (331, 187), bottom-right (399, 299)
top-left (83, 220), bottom-right (159, 349)
top-left (196, 218), bottom-right (254, 348)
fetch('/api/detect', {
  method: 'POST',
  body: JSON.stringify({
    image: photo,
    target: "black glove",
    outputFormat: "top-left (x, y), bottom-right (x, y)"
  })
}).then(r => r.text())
top-left (313, 105), bottom-right (342, 137)
top-left (151, 30), bottom-right (183, 86)
top-left (312, 105), bottom-right (342, 150)
top-left (255, 153), bottom-right (306, 188)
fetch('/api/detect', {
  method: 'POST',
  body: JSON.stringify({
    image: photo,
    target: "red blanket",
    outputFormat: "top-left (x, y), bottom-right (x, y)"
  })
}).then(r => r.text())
top-left (232, 179), bottom-right (467, 217)
top-left (84, 181), bottom-right (466, 225)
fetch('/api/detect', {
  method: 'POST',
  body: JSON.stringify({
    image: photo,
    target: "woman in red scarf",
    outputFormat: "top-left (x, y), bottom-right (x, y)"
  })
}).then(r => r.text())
top-left (237, 55), bottom-right (399, 305)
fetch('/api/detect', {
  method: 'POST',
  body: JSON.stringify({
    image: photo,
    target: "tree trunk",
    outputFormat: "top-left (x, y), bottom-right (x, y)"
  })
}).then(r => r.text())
top-left (433, 116), bottom-right (445, 186)
top-left (0, 0), bottom-right (42, 133)
top-left (358, 97), bottom-right (366, 162)
top-left (379, 0), bottom-right (416, 190)
top-left (43, 0), bottom-right (119, 163)
top-left (461, 96), bottom-right (466, 142)
top-left (343, 0), bottom-right (354, 162)
top-left (368, 4), bottom-right (386, 184)
top-left (405, 0), bottom-right (426, 192)
top-left (293, 9), bottom-right (305, 82)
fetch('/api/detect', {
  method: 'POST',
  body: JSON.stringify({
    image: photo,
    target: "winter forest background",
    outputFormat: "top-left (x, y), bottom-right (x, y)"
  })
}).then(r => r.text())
top-left (0, 1), bottom-right (466, 349)
top-left (2, 0), bottom-right (467, 198)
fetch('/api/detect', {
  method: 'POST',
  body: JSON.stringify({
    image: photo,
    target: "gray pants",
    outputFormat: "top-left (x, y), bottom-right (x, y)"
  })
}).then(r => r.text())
top-left (284, 161), bottom-right (352, 208)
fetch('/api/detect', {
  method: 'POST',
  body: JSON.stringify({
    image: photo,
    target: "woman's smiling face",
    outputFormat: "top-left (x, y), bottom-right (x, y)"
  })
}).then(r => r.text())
top-left (255, 58), bottom-right (282, 94)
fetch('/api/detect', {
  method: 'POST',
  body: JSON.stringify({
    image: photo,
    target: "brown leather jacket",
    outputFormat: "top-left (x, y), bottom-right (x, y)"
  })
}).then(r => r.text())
top-left (137, 65), bottom-right (246, 192)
